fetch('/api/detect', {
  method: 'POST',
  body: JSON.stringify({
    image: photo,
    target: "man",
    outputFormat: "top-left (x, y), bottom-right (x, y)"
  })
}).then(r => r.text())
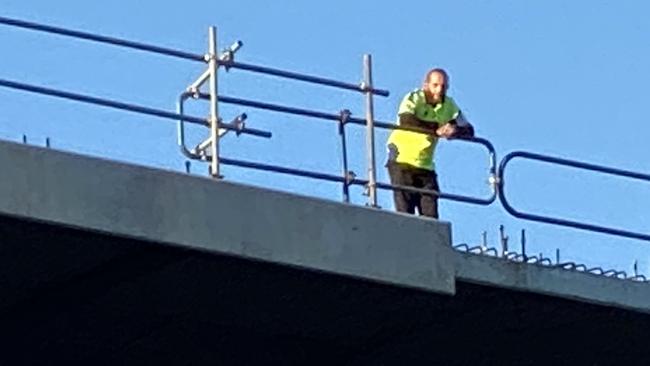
top-left (386, 68), bottom-right (474, 219)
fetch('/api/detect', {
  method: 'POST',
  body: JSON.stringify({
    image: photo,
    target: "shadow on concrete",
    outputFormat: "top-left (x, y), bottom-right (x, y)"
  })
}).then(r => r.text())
top-left (2, 214), bottom-right (649, 365)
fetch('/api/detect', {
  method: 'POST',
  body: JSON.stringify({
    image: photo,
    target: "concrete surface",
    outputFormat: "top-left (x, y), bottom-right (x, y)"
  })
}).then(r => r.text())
top-left (2, 139), bottom-right (650, 365)
top-left (456, 251), bottom-right (650, 314)
top-left (0, 139), bottom-right (454, 294)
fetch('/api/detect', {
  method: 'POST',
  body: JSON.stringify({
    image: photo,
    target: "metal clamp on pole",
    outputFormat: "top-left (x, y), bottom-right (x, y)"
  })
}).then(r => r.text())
top-left (338, 109), bottom-right (350, 135)
top-left (346, 171), bottom-right (357, 185)
top-left (231, 113), bottom-right (247, 135)
top-left (488, 174), bottom-right (500, 195)
top-left (191, 117), bottom-right (224, 160)
top-left (221, 40), bottom-right (243, 71)
top-left (192, 113), bottom-right (266, 158)
top-left (187, 41), bottom-right (243, 97)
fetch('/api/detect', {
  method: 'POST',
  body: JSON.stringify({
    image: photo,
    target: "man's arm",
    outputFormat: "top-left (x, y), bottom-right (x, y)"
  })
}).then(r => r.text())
top-left (398, 113), bottom-right (439, 132)
top-left (436, 111), bottom-right (474, 139)
top-left (396, 91), bottom-right (439, 133)
top-left (451, 111), bottom-right (475, 138)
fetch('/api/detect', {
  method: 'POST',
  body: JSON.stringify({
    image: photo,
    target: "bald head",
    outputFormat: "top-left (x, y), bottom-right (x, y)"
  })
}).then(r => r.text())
top-left (422, 68), bottom-right (449, 104)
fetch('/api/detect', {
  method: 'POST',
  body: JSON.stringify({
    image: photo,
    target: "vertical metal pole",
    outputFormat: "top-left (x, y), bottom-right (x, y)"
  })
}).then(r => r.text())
top-left (520, 229), bottom-right (527, 261)
top-left (363, 54), bottom-right (378, 207)
top-left (339, 124), bottom-right (350, 203)
top-left (500, 225), bottom-right (508, 257)
top-left (177, 93), bottom-right (188, 151)
top-left (208, 26), bottom-right (220, 178)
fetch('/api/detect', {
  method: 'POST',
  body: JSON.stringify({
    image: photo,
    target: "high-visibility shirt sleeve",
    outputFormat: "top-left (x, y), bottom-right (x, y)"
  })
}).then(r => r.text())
top-left (397, 91), bottom-right (421, 116)
top-left (455, 110), bottom-right (469, 125)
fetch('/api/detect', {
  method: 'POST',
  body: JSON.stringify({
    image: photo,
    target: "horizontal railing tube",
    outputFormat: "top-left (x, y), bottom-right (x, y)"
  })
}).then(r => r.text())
top-left (203, 92), bottom-right (388, 127)
top-left (375, 182), bottom-right (494, 206)
top-left (502, 151), bottom-right (650, 182)
top-left (220, 157), bottom-right (349, 184)
top-left (220, 60), bottom-right (389, 97)
top-left (0, 78), bottom-right (271, 137)
top-left (204, 93), bottom-right (342, 122)
top-left (498, 151), bottom-right (650, 242)
top-left (0, 16), bottom-right (205, 62)
top-left (0, 78), bottom-right (206, 125)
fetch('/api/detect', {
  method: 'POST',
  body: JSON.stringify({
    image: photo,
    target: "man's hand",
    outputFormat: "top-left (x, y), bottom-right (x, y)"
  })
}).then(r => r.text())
top-left (436, 123), bottom-right (457, 138)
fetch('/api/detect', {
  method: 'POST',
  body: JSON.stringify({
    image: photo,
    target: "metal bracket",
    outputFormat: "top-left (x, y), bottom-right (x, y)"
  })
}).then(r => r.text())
top-left (362, 183), bottom-right (381, 208)
top-left (203, 52), bottom-right (216, 63)
top-left (192, 113), bottom-right (249, 157)
top-left (207, 164), bottom-right (224, 179)
top-left (488, 174), bottom-right (500, 189)
top-left (231, 113), bottom-right (247, 136)
top-left (220, 40), bottom-right (243, 71)
top-left (358, 81), bottom-right (369, 92)
top-left (338, 109), bottom-right (351, 135)
top-left (345, 170), bottom-right (356, 185)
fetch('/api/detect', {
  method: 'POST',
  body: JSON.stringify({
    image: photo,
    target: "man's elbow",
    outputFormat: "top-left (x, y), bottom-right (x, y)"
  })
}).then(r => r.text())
top-left (453, 123), bottom-right (475, 138)
top-left (398, 113), bottom-right (418, 127)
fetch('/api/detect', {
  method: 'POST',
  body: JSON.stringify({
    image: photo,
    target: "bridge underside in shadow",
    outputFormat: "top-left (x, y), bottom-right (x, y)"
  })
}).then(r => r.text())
top-left (2, 213), bottom-right (649, 365)
top-left (1, 140), bottom-right (649, 365)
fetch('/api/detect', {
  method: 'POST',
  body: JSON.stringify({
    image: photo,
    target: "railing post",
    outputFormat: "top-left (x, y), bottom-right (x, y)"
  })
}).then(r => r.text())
top-left (363, 54), bottom-right (378, 207)
top-left (338, 109), bottom-right (351, 203)
top-left (208, 26), bottom-right (220, 178)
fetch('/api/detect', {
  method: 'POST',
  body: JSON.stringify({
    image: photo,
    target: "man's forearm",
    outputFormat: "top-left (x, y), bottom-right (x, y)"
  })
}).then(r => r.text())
top-left (452, 122), bottom-right (474, 138)
top-left (399, 113), bottom-right (438, 132)
top-left (449, 112), bottom-right (475, 138)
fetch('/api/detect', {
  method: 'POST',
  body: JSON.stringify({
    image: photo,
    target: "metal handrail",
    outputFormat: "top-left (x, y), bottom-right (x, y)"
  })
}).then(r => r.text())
top-left (187, 92), bottom-right (498, 205)
top-left (221, 157), bottom-right (368, 186)
top-left (220, 60), bottom-right (389, 97)
top-left (178, 44), bottom-right (390, 203)
top-left (0, 78), bottom-right (270, 138)
top-left (0, 16), bottom-right (205, 62)
top-left (498, 151), bottom-right (650, 242)
top-left (5, 15), bottom-right (650, 253)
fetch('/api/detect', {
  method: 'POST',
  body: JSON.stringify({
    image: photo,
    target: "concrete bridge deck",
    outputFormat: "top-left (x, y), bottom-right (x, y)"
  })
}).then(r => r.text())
top-left (1, 140), bottom-right (649, 365)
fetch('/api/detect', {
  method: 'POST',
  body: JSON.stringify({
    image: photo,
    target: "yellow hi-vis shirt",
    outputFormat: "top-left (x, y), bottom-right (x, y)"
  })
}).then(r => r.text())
top-left (387, 89), bottom-right (460, 171)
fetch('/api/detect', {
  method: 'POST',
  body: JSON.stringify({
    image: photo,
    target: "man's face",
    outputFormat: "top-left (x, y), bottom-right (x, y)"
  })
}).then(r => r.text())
top-left (423, 71), bottom-right (447, 104)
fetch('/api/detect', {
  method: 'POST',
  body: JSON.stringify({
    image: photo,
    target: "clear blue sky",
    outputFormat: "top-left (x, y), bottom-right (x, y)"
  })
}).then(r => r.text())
top-left (1, 1), bottom-right (649, 275)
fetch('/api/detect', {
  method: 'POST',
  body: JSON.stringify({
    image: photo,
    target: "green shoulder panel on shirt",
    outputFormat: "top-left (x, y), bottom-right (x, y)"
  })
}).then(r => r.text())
top-left (397, 89), bottom-right (425, 115)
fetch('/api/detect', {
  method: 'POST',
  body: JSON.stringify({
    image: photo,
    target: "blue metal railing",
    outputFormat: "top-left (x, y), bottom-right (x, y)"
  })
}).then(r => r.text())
top-left (0, 15), bottom-right (495, 209)
top-left (3, 15), bottom-right (650, 247)
top-left (498, 151), bottom-right (650, 242)
top-left (221, 60), bottom-right (390, 97)
top-left (0, 78), bottom-right (271, 139)
top-left (0, 16), bottom-right (205, 61)
top-left (186, 92), bottom-right (498, 206)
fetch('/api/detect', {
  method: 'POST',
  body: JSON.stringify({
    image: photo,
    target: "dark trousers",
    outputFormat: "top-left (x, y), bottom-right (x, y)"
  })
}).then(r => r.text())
top-left (386, 162), bottom-right (440, 218)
